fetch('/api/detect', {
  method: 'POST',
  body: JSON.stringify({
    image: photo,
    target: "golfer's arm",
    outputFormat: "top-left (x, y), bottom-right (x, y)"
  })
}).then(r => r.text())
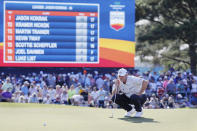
top-left (112, 84), bottom-right (118, 96)
top-left (138, 80), bottom-right (149, 95)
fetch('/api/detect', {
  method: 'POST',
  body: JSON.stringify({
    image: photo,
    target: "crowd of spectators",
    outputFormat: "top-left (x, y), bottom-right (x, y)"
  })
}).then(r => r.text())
top-left (0, 68), bottom-right (197, 109)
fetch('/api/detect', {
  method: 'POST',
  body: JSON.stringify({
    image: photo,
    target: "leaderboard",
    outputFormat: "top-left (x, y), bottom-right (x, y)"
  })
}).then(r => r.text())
top-left (4, 1), bottom-right (99, 63)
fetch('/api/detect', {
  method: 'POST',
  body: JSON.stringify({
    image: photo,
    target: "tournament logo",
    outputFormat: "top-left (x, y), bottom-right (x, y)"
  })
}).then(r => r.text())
top-left (110, 11), bottom-right (125, 31)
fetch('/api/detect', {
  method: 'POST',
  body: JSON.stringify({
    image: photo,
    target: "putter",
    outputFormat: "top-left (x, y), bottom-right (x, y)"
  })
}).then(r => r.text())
top-left (110, 81), bottom-right (119, 118)
top-left (111, 92), bottom-right (117, 118)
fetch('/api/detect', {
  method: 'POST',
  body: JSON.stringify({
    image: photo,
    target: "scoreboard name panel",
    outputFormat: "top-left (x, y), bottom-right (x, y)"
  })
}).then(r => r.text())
top-left (0, 0), bottom-right (135, 67)
top-left (4, 1), bottom-right (99, 63)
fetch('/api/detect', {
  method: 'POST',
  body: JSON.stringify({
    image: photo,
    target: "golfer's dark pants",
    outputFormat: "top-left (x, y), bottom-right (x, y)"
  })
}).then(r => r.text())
top-left (112, 94), bottom-right (147, 112)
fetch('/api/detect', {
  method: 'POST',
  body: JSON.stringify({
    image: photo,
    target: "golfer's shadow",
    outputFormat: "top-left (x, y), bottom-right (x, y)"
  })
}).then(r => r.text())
top-left (118, 117), bottom-right (159, 123)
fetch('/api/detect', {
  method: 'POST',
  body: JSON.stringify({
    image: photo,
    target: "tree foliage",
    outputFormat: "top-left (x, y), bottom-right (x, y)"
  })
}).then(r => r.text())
top-left (135, 0), bottom-right (197, 74)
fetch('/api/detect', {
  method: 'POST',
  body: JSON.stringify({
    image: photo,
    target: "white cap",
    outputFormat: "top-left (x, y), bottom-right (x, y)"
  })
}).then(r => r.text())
top-left (118, 68), bottom-right (127, 76)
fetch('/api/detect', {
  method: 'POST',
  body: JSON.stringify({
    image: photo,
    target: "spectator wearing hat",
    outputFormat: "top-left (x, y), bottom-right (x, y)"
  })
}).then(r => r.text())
top-left (2, 77), bottom-right (13, 93)
top-left (175, 94), bottom-right (187, 108)
top-left (18, 95), bottom-right (26, 103)
top-left (28, 93), bottom-right (38, 103)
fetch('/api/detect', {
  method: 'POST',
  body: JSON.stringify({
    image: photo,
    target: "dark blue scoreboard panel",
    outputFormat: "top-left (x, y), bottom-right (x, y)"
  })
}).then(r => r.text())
top-left (0, 0), bottom-right (135, 67)
top-left (4, 1), bottom-right (99, 63)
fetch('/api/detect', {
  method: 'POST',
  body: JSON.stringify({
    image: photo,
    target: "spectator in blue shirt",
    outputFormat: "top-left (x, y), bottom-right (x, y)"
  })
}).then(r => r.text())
top-left (21, 81), bottom-right (29, 97)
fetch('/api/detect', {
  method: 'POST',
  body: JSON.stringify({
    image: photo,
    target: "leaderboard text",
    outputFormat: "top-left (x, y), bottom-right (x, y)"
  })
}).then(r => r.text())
top-left (4, 1), bottom-right (99, 63)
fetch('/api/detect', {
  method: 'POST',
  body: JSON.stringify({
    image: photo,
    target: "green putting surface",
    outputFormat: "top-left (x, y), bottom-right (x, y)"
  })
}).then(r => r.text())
top-left (0, 103), bottom-right (197, 131)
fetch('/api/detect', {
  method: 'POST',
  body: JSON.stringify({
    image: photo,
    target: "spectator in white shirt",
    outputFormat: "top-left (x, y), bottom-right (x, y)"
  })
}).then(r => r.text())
top-left (43, 94), bottom-right (51, 104)
top-left (48, 87), bottom-right (56, 103)
top-left (90, 87), bottom-right (98, 106)
top-left (96, 87), bottom-right (106, 108)
top-left (61, 90), bottom-right (68, 104)
top-left (28, 93), bottom-right (38, 103)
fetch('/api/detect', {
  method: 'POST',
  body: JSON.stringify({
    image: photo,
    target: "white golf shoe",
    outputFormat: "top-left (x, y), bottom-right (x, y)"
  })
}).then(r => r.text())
top-left (124, 108), bottom-right (135, 117)
top-left (134, 111), bottom-right (143, 117)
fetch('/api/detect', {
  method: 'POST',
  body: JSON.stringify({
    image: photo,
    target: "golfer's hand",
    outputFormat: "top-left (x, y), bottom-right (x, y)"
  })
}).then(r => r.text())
top-left (114, 79), bottom-right (120, 87)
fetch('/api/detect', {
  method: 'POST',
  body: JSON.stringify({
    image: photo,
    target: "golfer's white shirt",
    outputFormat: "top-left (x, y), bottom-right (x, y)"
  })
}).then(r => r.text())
top-left (115, 75), bottom-right (144, 98)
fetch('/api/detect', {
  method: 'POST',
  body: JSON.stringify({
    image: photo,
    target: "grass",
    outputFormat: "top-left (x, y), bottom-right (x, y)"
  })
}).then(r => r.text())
top-left (0, 103), bottom-right (197, 131)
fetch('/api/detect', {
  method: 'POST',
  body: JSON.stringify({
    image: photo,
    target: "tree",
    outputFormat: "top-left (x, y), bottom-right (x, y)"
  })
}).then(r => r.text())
top-left (135, 0), bottom-right (197, 74)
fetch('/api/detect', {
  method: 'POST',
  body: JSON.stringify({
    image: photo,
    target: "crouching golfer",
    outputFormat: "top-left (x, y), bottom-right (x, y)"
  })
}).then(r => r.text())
top-left (112, 68), bottom-right (148, 117)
